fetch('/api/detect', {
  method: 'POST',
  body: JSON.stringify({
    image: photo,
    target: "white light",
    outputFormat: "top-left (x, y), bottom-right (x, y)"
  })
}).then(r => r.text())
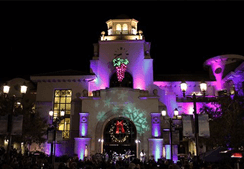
top-left (180, 82), bottom-right (187, 92)
top-left (49, 110), bottom-right (54, 117)
top-left (200, 82), bottom-right (207, 92)
top-left (3, 85), bottom-right (10, 94)
top-left (135, 139), bottom-right (140, 143)
top-left (161, 110), bottom-right (167, 116)
top-left (174, 108), bottom-right (179, 116)
top-left (60, 109), bottom-right (65, 116)
top-left (101, 139), bottom-right (104, 142)
top-left (20, 85), bottom-right (27, 94)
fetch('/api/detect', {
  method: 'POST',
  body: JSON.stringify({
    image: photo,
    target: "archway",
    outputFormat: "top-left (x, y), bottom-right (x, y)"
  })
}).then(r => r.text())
top-left (103, 116), bottom-right (137, 159)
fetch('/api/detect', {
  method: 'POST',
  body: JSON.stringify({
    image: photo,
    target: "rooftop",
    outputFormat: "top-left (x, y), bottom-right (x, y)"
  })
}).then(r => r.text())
top-left (32, 69), bottom-right (94, 77)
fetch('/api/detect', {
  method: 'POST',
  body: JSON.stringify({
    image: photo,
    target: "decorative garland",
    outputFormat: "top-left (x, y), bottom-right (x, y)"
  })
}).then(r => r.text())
top-left (113, 58), bottom-right (129, 82)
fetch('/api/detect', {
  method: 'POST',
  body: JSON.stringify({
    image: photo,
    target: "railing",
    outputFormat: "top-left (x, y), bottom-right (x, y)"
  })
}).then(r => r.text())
top-left (108, 29), bottom-right (136, 35)
top-left (176, 95), bottom-right (218, 102)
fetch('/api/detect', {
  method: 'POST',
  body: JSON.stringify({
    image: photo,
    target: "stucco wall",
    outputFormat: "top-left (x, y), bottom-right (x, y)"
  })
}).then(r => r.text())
top-left (81, 87), bottom-right (160, 156)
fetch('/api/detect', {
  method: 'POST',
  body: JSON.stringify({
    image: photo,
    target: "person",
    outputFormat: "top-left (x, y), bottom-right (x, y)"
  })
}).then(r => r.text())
top-left (140, 149), bottom-right (146, 163)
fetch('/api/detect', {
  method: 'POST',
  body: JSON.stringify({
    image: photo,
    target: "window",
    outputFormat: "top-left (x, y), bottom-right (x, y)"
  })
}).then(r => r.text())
top-left (122, 24), bottom-right (128, 34)
top-left (116, 24), bottom-right (121, 34)
top-left (54, 89), bottom-right (72, 139)
top-left (59, 118), bottom-right (70, 139)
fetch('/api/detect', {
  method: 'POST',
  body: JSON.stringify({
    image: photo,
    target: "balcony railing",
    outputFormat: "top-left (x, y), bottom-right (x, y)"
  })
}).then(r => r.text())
top-left (108, 29), bottom-right (136, 35)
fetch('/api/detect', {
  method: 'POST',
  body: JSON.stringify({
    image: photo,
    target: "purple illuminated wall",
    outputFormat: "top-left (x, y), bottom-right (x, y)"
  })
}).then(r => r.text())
top-left (74, 138), bottom-right (91, 160)
top-left (151, 113), bottom-right (161, 137)
top-left (205, 56), bottom-right (227, 91)
top-left (149, 138), bottom-right (163, 162)
top-left (79, 113), bottom-right (89, 137)
top-left (90, 42), bottom-right (154, 90)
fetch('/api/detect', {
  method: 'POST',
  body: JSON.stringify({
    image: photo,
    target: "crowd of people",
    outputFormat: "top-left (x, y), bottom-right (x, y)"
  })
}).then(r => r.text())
top-left (0, 146), bottom-right (243, 169)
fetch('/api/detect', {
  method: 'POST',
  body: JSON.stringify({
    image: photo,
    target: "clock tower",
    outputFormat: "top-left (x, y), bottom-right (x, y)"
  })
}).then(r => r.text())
top-left (90, 17), bottom-right (153, 91)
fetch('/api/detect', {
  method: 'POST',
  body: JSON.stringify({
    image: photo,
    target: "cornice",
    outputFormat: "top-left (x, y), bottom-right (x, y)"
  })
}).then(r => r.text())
top-left (30, 75), bottom-right (96, 83)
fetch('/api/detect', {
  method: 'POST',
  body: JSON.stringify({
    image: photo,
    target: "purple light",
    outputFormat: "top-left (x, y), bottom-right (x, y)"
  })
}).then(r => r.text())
top-left (165, 145), bottom-right (171, 160)
top-left (151, 113), bottom-right (161, 137)
top-left (150, 138), bottom-right (163, 162)
top-left (74, 138), bottom-right (91, 160)
top-left (79, 113), bottom-right (89, 137)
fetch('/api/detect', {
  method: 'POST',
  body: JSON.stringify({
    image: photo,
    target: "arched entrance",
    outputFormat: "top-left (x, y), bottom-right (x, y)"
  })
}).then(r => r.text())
top-left (103, 117), bottom-right (137, 159)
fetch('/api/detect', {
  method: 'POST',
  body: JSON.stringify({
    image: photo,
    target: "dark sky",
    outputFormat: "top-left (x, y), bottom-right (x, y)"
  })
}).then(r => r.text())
top-left (1, 2), bottom-right (244, 82)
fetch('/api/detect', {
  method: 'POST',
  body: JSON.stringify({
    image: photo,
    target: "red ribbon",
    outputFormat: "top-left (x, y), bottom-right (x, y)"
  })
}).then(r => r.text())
top-left (116, 120), bottom-right (125, 134)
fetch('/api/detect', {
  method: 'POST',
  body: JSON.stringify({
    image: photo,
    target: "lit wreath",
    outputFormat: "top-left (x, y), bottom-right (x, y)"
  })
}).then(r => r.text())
top-left (109, 121), bottom-right (130, 143)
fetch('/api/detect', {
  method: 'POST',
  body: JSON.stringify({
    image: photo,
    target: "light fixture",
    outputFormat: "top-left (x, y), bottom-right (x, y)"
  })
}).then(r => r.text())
top-left (135, 139), bottom-right (140, 143)
top-left (200, 81), bottom-right (207, 97)
top-left (3, 84), bottom-right (10, 94)
top-left (20, 82), bottom-right (28, 94)
top-left (161, 110), bottom-right (167, 116)
top-left (174, 108), bottom-right (179, 117)
top-left (180, 81), bottom-right (187, 97)
top-left (49, 109), bottom-right (54, 117)
top-left (60, 109), bottom-right (65, 117)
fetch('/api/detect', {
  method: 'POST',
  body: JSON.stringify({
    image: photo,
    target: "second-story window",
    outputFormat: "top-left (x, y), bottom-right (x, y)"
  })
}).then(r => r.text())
top-left (54, 89), bottom-right (72, 139)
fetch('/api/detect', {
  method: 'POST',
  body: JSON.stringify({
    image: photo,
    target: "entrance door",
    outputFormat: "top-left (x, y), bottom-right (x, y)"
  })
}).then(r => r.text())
top-left (103, 117), bottom-right (137, 159)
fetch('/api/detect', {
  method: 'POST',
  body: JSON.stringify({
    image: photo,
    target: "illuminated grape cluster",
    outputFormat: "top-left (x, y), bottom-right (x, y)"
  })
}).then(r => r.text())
top-left (113, 58), bottom-right (129, 82)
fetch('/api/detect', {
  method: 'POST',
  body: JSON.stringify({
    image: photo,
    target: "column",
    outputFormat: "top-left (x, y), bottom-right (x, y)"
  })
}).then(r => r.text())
top-left (148, 138), bottom-right (163, 162)
top-left (79, 113), bottom-right (89, 137)
top-left (151, 113), bottom-right (161, 137)
top-left (74, 112), bottom-right (90, 160)
top-left (74, 138), bottom-right (91, 160)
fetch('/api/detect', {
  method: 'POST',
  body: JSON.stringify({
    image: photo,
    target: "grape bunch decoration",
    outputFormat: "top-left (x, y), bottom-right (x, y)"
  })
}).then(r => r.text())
top-left (113, 58), bottom-right (129, 82)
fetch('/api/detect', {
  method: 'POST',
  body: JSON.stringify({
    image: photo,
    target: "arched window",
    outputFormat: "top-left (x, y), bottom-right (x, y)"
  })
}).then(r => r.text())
top-left (122, 24), bottom-right (128, 34)
top-left (110, 72), bottom-right (133, 88)
top-left (116, 24), bottom-right (121, 34)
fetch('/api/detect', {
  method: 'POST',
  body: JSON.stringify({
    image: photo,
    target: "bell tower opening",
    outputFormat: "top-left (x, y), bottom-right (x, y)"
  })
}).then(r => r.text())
top-left (110, 72), bottom-right (133, 88)
top-left (103, 117), bottom-right (137, 160)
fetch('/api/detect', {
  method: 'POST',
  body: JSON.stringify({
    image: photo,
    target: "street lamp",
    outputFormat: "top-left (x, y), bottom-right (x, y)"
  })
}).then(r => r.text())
top-left (200, 81), bottom-right (207, 97)
top-left (161, 110), bottom-right (167, 117)
top-left (162, 108), bottom-right (179, 161)
top-left (180, 81), bottom-right (187, 97)
top-left (180, 81), bottom-right (200, 162)
top-left (174, 108), bottom-right (179, 117)
top-left (3, 82), bottom-right (27, 163)
top-left (135, 139), bottom-right (141, 159)
top-left (49, 108), bottom-right (65, 168)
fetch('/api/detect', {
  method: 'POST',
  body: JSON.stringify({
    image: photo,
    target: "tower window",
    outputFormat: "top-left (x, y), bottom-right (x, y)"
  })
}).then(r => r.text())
top-left (122, 24), bottom-right (128, 34)
top-left (116, 24), bottom-right (121, 34)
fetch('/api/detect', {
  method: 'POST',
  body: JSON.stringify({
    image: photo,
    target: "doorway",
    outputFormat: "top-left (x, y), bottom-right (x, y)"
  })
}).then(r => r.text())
top-left (103, 117), bottom-right (137, 158)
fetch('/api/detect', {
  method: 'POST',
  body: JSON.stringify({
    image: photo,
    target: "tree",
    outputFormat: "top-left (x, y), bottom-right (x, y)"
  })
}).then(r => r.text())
top-left (0, 94), bottom-right (48, 146)
top-left (200, 95), bottom-right (244, 149)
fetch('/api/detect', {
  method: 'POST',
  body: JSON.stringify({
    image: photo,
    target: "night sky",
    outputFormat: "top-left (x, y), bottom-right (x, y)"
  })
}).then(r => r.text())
top-left (1, 2), bottom-right (244, 82)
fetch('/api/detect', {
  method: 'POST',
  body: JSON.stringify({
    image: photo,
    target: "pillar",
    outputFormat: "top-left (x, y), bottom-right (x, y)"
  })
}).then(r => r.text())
top-left (74, 138), bottom-right (91, 160)
top-left (148, 138), bottom-right (163, 162)
top-left (151, 113), bottom-right (161, 137)
top-left (79, 113), bottom-right (89, 137)
top-left (74, 112), bottom-right (91, 160)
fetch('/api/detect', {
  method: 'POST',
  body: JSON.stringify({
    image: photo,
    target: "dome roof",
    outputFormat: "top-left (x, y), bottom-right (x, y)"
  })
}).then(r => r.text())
top-left (116, 14), bottom-right (131, 19)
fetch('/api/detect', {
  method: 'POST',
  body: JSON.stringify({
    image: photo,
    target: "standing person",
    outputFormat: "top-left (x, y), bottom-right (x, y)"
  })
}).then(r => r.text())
top-left (140, 149), bottom-right (146, 163)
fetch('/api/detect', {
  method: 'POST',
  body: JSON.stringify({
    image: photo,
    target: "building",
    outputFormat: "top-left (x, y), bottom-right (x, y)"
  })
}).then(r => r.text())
top-left (29, 16), bottom-right (244, 162)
